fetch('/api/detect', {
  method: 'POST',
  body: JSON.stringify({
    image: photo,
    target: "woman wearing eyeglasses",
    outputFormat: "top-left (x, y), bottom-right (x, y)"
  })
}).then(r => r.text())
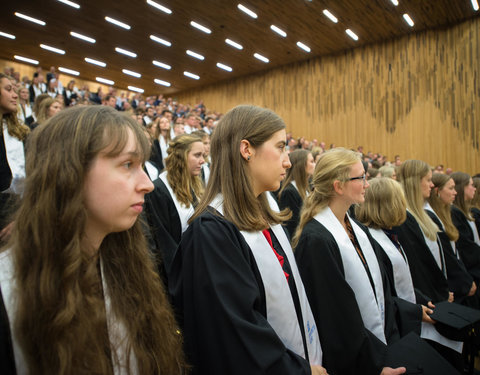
top-left (293, 148), bottom-right (405, 375)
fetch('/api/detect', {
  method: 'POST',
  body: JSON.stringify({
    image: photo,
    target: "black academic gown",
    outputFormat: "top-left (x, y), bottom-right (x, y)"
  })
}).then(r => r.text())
top-left (295, 219), bottom-right (400, 375)
top-left (472, 207), bottom-right (480, 237)
top-left (278, 183), bottom-right (303, 240)
top-left (0, 288), bottom-right (15, 374)
top-left (394, 212), bottom-right (449, 303)
top-left (425, 210), bottom-right (473, 302)
top-left (451, 205), bottom-right (480, 283)
top-left (169, 210), bottom-right (311, 375)
top-left (144, 178), bottom-right (182, 279)
top-left (149, 139), bottom-right (164, 173)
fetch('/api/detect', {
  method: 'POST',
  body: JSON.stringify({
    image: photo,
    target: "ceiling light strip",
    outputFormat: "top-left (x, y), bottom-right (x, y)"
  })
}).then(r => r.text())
top-left (85, 57), bottom-right (106, 67)
top-left (473, 0), bottom-right (479, 11)
top-left (57, 0), bottom-right (80, 9)
top-left (254, 53), bottom-right (269, 63)
top-left (40, 44), bottom-right (66, 54)
top-left (58, 67), bottom-right (80, 76)
top-left (225, 38), bottom-right (243, 50)
top-left (153, 60), bottom-right (171, 70)
top-left (345, 29), bottom-right (359, 41)
top-left (96, 77), bottom-right (114, 85)
top-left (146, 0), bottom-right (172, 14)
top-left (190, 21), bottom-right (212, 34)
top-left (105, 16), bottom-right (131, 30)
top-left (14, 55), bottom-right (39, 65)
top-left (14, 12), bottom-right (46, 26)
top-left (186, 50), bottom-right (205, 60)
top-left (322, 10), bottom-right (338, 23)
top-left (184, 71), bottom-right (200, 80)
top-left (154, 78), bottom-right (171, 87)
top-left (237, 4), bottom-right (257, 19)
top-left (270, 25), bottom-right (287, 37)
top-left (216, 62), bottom-right (232, 72)
top-left (403, 13), bottom-right (414, 27)
top-left (122, 69), bottom-right (141, 78)
top-left (0, 31), bottom-right (15, 40)
top-left (296, 42), bottom-right (311, 52)
top-left (70, 31), bottom-right (95, 43)
top-left (390, 0), bottom-right (399, 6)
top-left (128, 86), bottom-right (144, 93)
top-left (115, 47), bottom-right (137, 58)
top-left (150, 34), bottom-right (171, 47)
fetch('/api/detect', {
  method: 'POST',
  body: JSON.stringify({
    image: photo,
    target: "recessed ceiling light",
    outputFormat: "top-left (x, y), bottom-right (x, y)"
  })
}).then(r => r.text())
top-left (184, 71), bottom-right (200, 80)
top-left (186, 50), bottom-right (205, 60)
top-left (296, 42), bottom-right (311, 52)
top-left (190, 21), bottom-right (212, 34)
top-left (122, 69), bottom-right (141, 78)
top-left (58, 67), bottom-right (80, 76)
top-left (14, 55), bottom-right (39, 65)
top-left (105, 16), bottom-right (131, 30)
top-left (57, 0), bottom-right (80, 9)
top-left (14, 12), bottom-right (46, 26)
top-left (85, 57), bottom-right (106, 67)
top-left (40, 44), bottom-right (66, 55)
top-left (270, 25), bottom-right (287, 37)
top-left (153, 60), bottom-right (171, 70)
top-left (225, 38), bottom-right (243, 50)
top-left (390, 0), bottom-right (399, 5)
top-left (216, 63), bottom-right (233, 72)
top-left (403, 13), bottom-right (414, 27)
top-left (345, 29), bottom-right (359, 41)
top-left (96, 77), bottom-right (114, 85)
top-left (237, 4), bottom-right (257, 19)
top-left (322, 9), bottom-right (338, 23)
top-left (115, 47), bottom-right (137, 58)
top-left (0, 31), bottom-right (15, 40)
top-left (254, 53), bottom-right (269, 63)
top-left (70, 31), bottom-right (95, 43)
top-left (154, 79), bottom-right (171, 87)
top-left (128, 86), bottom-right (144, 93)
top-left (472, 0), bottom-right (479, 11)
top-left (146, 0), bottom-right (172, 14)
top-left (150, 35), bottom-right (171, 47)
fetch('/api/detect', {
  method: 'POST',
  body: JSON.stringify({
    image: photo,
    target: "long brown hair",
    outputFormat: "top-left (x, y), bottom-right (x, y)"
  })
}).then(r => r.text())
top-left (451, 171), bottom-right (474, 220)
top-left (189, 104), bottom-right (289, 231)
top-left (35, 97), bottom-right (61, 125)
top-left (278, 149), bottom-right (311, 201)
top-left (472, 177), bottom-right (480, 210)
top-left (0, 73), bottom-right (29, 141)
top-left (7, 106), bottom-right (185, 374)
top-left (165, 133), bottom-right (204, 207)
top-left (428, 173), bottom-right (459, 241)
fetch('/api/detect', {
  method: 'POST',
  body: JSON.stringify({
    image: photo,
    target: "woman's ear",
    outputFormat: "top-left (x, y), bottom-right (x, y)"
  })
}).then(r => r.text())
top-left (240, 139), bottom-right (252, 161)
top-left (333, 180), bottom-right (344, 195)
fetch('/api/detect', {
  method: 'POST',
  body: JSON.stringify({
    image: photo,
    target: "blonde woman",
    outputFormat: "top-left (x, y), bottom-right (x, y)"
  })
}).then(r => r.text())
top-left (294, 148), bottom-right (405, 375)
top-left (145, 133), bottom-right (204, 277)
top-left (30, 97), bottom-right (62, 129)
top-left (277, 149), bottom-right (315, 238)
top-left (169, 105), bottom-right (326, 375)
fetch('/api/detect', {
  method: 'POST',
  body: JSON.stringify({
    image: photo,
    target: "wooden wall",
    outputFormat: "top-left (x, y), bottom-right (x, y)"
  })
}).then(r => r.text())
top-left (175, 17), bottom-right (480, 174)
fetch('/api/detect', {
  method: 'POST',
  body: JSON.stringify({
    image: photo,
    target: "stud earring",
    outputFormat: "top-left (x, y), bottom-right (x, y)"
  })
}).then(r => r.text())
top-left (247, 156), bottom-right (251, 161)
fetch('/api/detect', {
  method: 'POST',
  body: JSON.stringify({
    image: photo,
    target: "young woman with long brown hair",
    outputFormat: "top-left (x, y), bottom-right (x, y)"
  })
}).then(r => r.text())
top-left (169, 105), bottom-right (326, 375)
top-left (0, 106), bottom-right (185, 374)
top-left (145, 133), bottom-right (204, 277)
top-left (277, 149), bottom-right (315, 239)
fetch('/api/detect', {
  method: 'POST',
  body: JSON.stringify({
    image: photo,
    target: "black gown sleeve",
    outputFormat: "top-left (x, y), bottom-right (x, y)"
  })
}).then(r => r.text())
top-left (0, 287), bottom-right (16, 374)
top-left (144, 179), bottom-right (182, 278)
top-left (169, 211), bottom-right (311, 375)
top-left (149, 139), bottom-right (164, 172)
top-left (278, 184), bottom-right (303, 240)
top-left (295, 220), bottom-right (386, 375)
top-left (451, 205), bottom-right (480, 283)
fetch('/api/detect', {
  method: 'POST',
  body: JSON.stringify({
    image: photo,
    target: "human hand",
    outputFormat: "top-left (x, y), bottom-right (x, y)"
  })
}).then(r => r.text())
top-left (468, 282), bottom-right (477, 297)
top-left (421, 304), bottom-right (435, 323)
top-left (310, 365), bottom-right (329, 375)
top-left (448, 292), bottom-right (454, 302)
top-left (380, 366), bottom-right (406, 375)
top-left (0, 221), bottom-right (14, 242)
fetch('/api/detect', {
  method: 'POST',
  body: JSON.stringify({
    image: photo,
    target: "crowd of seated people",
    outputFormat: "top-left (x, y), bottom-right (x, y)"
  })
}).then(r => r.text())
top-left (2, 66), bottom-right (480, 374)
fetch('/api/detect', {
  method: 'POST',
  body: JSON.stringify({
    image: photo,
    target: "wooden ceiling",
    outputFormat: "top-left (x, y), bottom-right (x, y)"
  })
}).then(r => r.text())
top-left (0, 0), bottom-right (478, 95)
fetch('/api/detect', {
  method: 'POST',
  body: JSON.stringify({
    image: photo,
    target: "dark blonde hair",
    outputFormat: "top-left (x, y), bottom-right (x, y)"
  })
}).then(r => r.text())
top-left (0, 73), bottom-right (29, 141)
top-left (472, 177), bottom-right (480, 210)
top-left (293, 148), bottom-right (360, 247)
top-left (428, 173), bottom-right (459, 241)
top-left (8, 106), bottom-right (185, 374)
top-left (397, 160), bottom-right (438, 240)
top-left (278, 149), bottom-right (311, 201)
top-left (356, 177), bottom-right (407, 229)
top-left (165, 133), bottom-right (204, 207)
top-left (451, 171), bottom-right (474, 220)
top-left (190, 104), bottom-right (289, 231)
top-left (35, 97), bottom-right (62, 125)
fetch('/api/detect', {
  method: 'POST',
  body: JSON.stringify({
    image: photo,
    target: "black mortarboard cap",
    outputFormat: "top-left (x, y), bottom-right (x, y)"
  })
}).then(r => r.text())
top-left (429, 301), bottom-right (480, 341)
top-left (384, 332), bottom-right (460, 375)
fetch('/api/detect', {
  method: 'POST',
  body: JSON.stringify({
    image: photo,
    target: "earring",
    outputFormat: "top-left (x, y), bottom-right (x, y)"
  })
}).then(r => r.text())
top-left (247, 156), bottom-right (251, 161)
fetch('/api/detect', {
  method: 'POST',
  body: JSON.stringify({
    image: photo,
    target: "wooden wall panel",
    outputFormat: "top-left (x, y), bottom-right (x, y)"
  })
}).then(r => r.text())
top-left (175, 18), bottom-right (480, 174)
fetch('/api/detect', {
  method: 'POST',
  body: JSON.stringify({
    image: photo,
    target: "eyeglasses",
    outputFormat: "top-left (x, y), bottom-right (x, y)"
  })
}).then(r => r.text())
top-left (348, 174), bottom-right (367, 185)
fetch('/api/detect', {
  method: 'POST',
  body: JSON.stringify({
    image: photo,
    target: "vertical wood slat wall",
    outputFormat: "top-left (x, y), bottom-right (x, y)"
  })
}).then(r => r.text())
top-left (176, 17), bottom-right (480, 174)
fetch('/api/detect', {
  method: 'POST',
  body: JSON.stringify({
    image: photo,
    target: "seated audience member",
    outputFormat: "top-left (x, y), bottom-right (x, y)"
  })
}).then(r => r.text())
top-left (192, 130), bottom-right (211, 186)
top-left (277, 149), bottom-right (315, 239)
top-left (169, 105), bottom-right (327, 375)
top-left (25, 93), bottom-right (50, 128)
top-left (29, 98), bottom-right (62, 130)
top-left (471, 177), bottom-right (480, 235)
top-left (28, 73), bottom-right (46, 103)
top-left (62, 79), bottom-right (79, 106)
top-left (0, 105), bottom-right (185, 374)
top-left (16, 86), bottom-right (32, 125)
top-left (293, 148), bottom-right (405, 375)
top-left (145, 133), bottom-right (204, 277)
top-left (378, 165), bottom-right (397, 180)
